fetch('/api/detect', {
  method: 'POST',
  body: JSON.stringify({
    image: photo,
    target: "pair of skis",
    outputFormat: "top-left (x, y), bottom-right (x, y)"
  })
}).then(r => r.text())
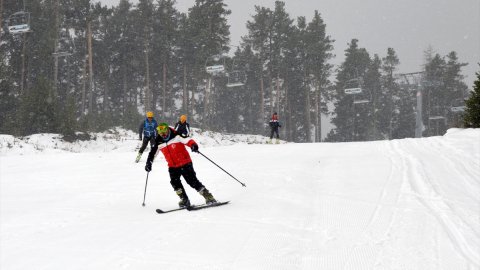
top-left (155, 201), bottom-right (229, 214)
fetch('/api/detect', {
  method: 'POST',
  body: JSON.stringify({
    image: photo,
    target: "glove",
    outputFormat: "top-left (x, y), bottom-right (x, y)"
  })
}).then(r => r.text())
top-left (145, 160), bottom-right (152, 172)
top-left (191, 144), bottom-right (199, 153)
top-left (139, 137), bottom-right (142, 141)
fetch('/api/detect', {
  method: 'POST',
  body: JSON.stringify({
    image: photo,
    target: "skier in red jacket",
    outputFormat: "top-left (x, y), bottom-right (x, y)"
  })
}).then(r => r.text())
top-left (268, 112), bottom-right (281, 144)
top-left (145, 123), bottom-right (217, 207)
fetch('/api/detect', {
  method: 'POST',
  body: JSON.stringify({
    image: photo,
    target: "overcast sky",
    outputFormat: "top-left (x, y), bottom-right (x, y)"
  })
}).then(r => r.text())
top-left (100, 0), bottom-right (479, 88)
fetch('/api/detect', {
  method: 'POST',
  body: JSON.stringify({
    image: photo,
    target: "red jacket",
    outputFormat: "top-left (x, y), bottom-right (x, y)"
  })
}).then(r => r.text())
top-left (148, 128), bottom-right (197, 168)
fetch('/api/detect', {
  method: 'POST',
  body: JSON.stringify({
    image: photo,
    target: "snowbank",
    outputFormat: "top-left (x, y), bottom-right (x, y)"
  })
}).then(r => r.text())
top-left (0, 127), bottom-right (279, 156)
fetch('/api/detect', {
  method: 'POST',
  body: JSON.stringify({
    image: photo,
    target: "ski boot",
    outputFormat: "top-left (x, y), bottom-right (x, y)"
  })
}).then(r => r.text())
top-left (267, 139), bottom-right (272, 144)
top-left (199, 187), bottom-right (217, 204)
top-left (175, 189), bottom-right (191, 208)
top-left (135, 152), bottom-right (142, 163)
top-left (275, 138), bottom-right (280, 144)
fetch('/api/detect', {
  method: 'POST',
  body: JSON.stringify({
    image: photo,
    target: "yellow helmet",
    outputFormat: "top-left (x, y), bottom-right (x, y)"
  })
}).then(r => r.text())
top-left (146, 111), bottom-right (154, 118)
top-left (180, 114), bottom-right (187, 123)
top-left (157, 123), bottom-right (169, 136)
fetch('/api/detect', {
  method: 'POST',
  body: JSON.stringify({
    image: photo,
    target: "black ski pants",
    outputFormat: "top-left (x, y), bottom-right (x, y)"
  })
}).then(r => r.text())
top-left (168, 163), bottom-right (204, 195)
top-left (139, 136), bottom-right (156, 153)
top-left (270, 126), bottom-right (279, 139)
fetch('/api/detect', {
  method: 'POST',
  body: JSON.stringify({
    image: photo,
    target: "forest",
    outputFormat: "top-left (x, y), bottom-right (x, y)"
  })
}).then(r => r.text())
top-left (0, 0), bottom-right (470, 142)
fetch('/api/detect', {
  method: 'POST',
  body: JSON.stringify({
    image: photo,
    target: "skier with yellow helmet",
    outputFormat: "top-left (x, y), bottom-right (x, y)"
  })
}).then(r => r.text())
top-left (136, 111), bottom-right (158, 162)
top-left (145, 122), bottom-right (217, 207)
top-left (174, 114), bottom-right (191, 138)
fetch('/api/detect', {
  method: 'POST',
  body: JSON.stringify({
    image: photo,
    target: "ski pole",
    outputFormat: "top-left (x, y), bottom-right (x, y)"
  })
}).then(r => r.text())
top-left (197, 151), bottom-right (246, 187)
top-left (142, 172), bottom-right (149, 206)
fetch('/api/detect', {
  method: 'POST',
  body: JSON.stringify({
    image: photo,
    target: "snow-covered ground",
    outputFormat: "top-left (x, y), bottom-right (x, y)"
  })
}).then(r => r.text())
top-left (1, 128), bottom-right (479, 270)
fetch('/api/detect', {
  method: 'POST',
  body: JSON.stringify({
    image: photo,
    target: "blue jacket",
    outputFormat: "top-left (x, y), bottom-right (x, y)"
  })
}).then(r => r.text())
top-left (139, 118), bottom-right (158, 139)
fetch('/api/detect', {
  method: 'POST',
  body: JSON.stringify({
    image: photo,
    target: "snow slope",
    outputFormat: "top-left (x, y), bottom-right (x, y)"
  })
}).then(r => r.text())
top-left (1, 128), bottom-right (479, 270)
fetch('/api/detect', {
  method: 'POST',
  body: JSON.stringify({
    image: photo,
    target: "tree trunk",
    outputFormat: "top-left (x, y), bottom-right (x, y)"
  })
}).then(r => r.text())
top-left (52, 0), bottom-right (59, 99)
top-left (0, 0), bottom-right (3, 39)
top-left (204, 77), bottom-right (212, 129)
top-left (276, 72), bottom-right (280, 115)
top-left (268, 72), bottom-right (273, 116)
top-left (284, 69), bottom-right (290, 141)
top-left (259, 75), bottom-right (265, 132)
top-left (162, 62), bottom-right (167, 117)
top-left (103, 72), bottom-right (109, 113)
top-left (191, 77), bottom-right (196, 119)
top-left (122, 64), bottom-right (127, 124)
top-left (183, 64), bottom-right (188, 115)
top-left (20, 33), bottom-right (26, 94)
top-left (144, 37), bottom-right (150, 112)
top-left (314, 80), bottom-right (320, 142)
top-left (81, 52), bottom-right (87, 115)
top-left (304, 70), bottom-right (311, 142)
top-left (87, 21), bottom-right (94, 115)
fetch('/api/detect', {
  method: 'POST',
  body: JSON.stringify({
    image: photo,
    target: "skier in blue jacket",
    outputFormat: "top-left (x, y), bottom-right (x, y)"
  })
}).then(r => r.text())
top-left (136, 111), bottom-right (158, 162)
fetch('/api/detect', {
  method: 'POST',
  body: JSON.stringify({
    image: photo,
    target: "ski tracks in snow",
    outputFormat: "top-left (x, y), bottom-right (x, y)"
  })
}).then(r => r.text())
top-left (389, 138), bottom-right (480, 268)
top-left (340, 141), bottom-right (405, 270)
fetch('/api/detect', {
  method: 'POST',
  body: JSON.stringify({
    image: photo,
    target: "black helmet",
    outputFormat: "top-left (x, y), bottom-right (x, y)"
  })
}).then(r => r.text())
top-left (273, 112), bottom-right (277, 115)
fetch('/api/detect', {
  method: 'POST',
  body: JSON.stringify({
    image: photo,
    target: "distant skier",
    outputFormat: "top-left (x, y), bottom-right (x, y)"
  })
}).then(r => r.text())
top-left (144, 123), bottom-right (217, 207)
top-left (268, 112), bottom-right (281, 144)
top-left (136, 111), bottom-right (158, 163)
top-left (174, 114), bottom-right (191, 138)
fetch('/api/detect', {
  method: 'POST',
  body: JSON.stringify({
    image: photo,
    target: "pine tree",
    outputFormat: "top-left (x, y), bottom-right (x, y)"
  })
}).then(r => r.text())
top-left (236, 44), bottom-right (264, 134)
top-left (463, 68), bottom-right (480, 128)
top-left (134, 0), bottom-right (156, 113)
top-left (423, 52), bottom-right (446, 136)
top-left (0, 4), bottom-right (18, 134)
top-left (270, 1), bottom-right (293, 124)
top-left (443, 51), bottom-right (468, 128)
top-left (283, 18), bottom-right (306, 141)
top-left (152, 0), bottom-right (180, 120)
top-left (378, 47), bottom-right (416, 139)
top-left (423, 50), bottom-right (468, 135)
top-left (176, 12), bottom-right (194, 117)
top-left (360, 54), bottom-right (382, 141)
top-left (18, 77), bottom-right (60, 135)
top-left (107, 0), bottom-right (138, 128)
top-left (305, 10), bottom-right (334, 142)
top-left (327, 39), bottom-right (371, 142)
top-left (186, 0), bottom-right (231, 129)
top-left (244, 6), bottom-right (273, 132)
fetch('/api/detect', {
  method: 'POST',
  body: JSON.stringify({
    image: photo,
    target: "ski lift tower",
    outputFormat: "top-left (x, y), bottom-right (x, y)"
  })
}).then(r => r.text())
top-left (395, 72), bottom-right (425, 138)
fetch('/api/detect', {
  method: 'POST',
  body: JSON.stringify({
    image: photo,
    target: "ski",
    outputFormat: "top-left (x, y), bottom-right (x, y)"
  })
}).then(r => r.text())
top-left (187, 201), bottom-right (230, 211)
top-left (155, 206), bottom-right (188, 214)
top-left (155, 201), bottom-right (229, 214)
